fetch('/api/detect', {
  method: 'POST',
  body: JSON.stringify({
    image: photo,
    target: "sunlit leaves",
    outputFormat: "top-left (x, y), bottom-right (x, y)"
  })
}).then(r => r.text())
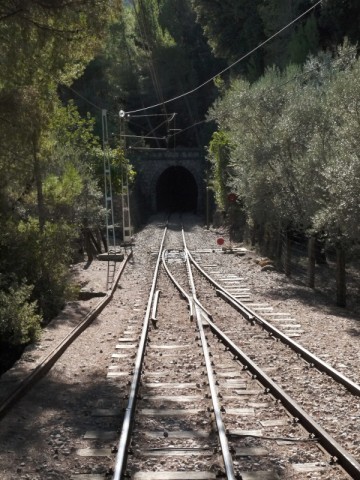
top-left (208, 42), bottom-right (360, 246)
top-left (0, 282), bottom-right (41, 345)
top-left (0, 0), bottom-right (122, 89)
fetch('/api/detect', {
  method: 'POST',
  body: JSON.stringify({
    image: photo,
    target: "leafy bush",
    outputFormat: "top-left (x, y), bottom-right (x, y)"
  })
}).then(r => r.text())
top-left (0, 283), bottom-right (41, 345)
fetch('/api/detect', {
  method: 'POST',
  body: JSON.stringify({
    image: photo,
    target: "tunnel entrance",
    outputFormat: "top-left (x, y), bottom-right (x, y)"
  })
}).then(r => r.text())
top-left (156, 166), bottom-right (198, 212)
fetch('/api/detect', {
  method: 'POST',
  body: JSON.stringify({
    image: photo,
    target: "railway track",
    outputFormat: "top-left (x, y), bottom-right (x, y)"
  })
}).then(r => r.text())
top-left (0, 215), bottom-right (359, 479)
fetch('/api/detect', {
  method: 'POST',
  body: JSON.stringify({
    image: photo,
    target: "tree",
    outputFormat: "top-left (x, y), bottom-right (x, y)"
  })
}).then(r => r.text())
top-left (0, 0), bottom-right (122, 89)
top-left (287, 15), bottom-right (320, 65)
top-left (207, 39), bottom-right (360, 305)
top-left (96, 0), bottom-right (222, 148)
top-left (319, 0), bottom-right (360, 47)
top-left (208, 131), bottom-right (232, 210)
top-left (258, 0), bottom-right (321, 69)
top-left (0, 1), bottom-right (122, 353)
top-left (191, 0), bottom-right (264, 78)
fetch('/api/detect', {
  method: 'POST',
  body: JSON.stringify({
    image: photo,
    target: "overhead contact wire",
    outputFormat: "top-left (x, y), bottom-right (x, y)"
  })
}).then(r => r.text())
top-left (125, 0), bottom-right (323, 114)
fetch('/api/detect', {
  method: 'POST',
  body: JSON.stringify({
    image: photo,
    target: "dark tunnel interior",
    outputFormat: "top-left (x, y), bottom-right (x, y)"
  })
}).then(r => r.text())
top-left (156, 166), bottom-right (198, 212)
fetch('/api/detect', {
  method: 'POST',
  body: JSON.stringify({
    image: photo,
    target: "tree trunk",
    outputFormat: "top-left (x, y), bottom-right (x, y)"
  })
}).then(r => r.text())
top-left (95, 229), bottom-right (103, 253)
top-left (275, 225), bottom-right (282, 267)
top-left (315, 236), bottom-right (327, 264)
top-left (33, 136), bottom-right (45, 232)
top-left (336, 244), bottom-right (346, 307)
top-left (83, 228), bottom-right (94, 262)
top-left (89, 230), bottom-right (101, 253)
top-left (250, 225), bottom-right (256, 247)
top-left (307, 236), bottom-right (316, 288)
top-left (284, 232), bottom-right (291, 276)
top-left (257, 223), bottom-right (264, 249)
top-left (100, 229), bottom-right (108, 252)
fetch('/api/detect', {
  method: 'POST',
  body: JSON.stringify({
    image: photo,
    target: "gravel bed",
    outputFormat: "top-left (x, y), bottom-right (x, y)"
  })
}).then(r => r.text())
top-left (0, 213), bottom-right (358, 479)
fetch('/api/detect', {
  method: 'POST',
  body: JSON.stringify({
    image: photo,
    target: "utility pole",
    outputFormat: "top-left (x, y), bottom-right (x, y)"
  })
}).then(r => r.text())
top-left (102, 109), bottom-right (118, 289)
top-left (119, 110), bottom-right (133, 249)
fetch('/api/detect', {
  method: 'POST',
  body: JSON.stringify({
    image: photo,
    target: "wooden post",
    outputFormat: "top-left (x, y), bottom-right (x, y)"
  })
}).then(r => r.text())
top-left (336, 243), bottom-right (346, 307)
top-left (308, 236), bottom-right (316, 288)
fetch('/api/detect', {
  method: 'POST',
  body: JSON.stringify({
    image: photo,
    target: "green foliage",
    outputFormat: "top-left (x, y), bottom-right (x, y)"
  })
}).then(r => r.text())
top-left (0, 2), bottom-right (120, 354)
top-left (103, 146), bottom-right (137, 195)
top-left (0, 282), bottom-right (41, 345)
top-left (100, 0), bottom-right (222, 147)
top-left (0, 218), bottom-right (77, 320)
top-left (311, 43), bottom-right (360, 244)
top-left (137, 0), bottom-right (175, 49)
top-left (208, 131), bottom-right (231, 209)
top-left (208, 42), bottom-right (360, 251)
top-left (319, 0), bottom-right (360, 47)
top-left (40, 100), bottom-right (105, 226)
top-left (191, 0), bottom-right (264, 76)
top-left (192, 0), bottom-right (360, 82)
top-left (287, 15), bottom-right (319, 65)
top-left (258, 0), bottom-right (307, 68)
top-left (0, 0), bottom-right (122, 90)
top-left (43, 163), bottom-right (83, 213)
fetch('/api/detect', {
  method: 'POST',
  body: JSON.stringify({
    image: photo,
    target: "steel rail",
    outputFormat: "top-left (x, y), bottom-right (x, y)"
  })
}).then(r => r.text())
top-left (162, 251), bottom-right (212, 323)
top-left (161, 249), bottom-right (194, 319)
top-left (150, 290), bottom-right (161, 324)
top-left (188, 251), bottom-right (360, 397)
top-left (0, 253), bottom-right (132, 422)
top-left (113, 225), bottom-right (168, 480)
top-left (182, 233), bottom-right (236, 480)
top-left (203, 313), bottom-right (360, 479)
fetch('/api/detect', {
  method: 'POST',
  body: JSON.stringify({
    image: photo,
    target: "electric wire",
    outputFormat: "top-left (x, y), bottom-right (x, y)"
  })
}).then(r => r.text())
top-left (165, 56), bottom-right (346, 142)
top-left (63, 84), bottom-right (104, 112)
top-left (130, 113), bottom-right (171, 118)
top-left (59, 0), bottom-right (325, 148)
top-left (59, 0), bottom-right (322, 123)
top-left (124, 0), bottom-right (323, 115)
top-left (129, 113), bottom-right (176, 148)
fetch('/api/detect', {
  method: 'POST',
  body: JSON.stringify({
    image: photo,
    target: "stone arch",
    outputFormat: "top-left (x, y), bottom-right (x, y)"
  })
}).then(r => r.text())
top-left (155, 166), bottom-right (198, 212)
top-left (129, 149), bottom-right (204, 216)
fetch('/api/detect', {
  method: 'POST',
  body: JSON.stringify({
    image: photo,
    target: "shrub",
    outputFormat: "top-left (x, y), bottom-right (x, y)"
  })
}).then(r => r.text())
top-left (0, 283), bottom-right (42, 345)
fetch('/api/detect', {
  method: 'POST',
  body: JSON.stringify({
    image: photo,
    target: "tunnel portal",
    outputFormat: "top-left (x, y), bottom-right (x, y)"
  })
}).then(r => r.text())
top-left (156, 166), bottom-right (198, 213)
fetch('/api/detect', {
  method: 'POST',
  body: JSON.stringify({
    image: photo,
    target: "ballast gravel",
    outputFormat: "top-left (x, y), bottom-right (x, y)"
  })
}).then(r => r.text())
top-left (0, 213), bottom-right (359, 480)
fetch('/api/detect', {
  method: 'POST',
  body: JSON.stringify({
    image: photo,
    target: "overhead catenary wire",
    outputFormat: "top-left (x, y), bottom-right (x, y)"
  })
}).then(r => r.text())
top-left (165, 54), bottom-right (347, 142)
top-left (58, 0), bottom-right (324, 145)
top-left (130, 113), bottom-right (173, 118)
top-left (59, 0), bottom-right (322, 122)
top-left (128, 113), bottom-right (177, 148)
top-left (124, 0), bottom-right (323, 115)
top-left (120, 134), bottom-right (165, 140)
top-left (63, 84), bottom-right (104, 112)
